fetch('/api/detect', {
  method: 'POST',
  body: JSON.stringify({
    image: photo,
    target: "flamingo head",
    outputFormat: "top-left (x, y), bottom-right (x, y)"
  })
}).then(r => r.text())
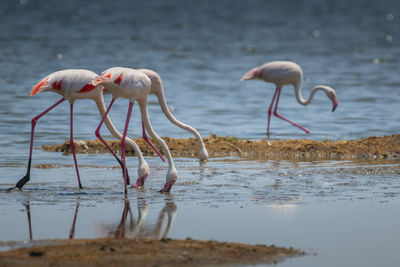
top-left (160, 167), bottom-right (178, 193)
top-left (324, 87), bottom-right (338, 112)
top-left (199, 147), bottom-right (209, 161)
top-left (241, 68), bottom-right (263, 81)
top-left (134, 162), bottom-right (149, 188)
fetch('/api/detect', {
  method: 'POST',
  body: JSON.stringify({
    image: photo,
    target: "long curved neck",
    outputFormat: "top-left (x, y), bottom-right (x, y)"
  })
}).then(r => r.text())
top-left (155, 87), bottom-right (207, 154)
top-left (93, 95), bottom-right (145, 165)
top-left (294, 84), bottom-right (325, 106)
top-left (138, 98), bottom-right (175, 168)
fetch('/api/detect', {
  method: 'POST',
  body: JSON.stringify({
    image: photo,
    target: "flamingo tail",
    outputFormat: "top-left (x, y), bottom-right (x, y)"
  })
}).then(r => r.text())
top-left (29, 78), bottom-right (49, 96)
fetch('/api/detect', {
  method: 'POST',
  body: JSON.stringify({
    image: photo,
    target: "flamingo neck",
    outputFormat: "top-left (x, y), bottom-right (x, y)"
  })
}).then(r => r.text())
top-left (294, 84), bottom-right (325, 106)
top-left (138, 98), bottom-right (175, 167)
top-left (154, 86), bottom-right (208, 160)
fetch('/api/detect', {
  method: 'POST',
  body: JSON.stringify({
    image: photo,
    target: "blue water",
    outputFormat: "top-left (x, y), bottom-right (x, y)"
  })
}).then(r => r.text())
top-left (1, 0), bottom-right (400, 266)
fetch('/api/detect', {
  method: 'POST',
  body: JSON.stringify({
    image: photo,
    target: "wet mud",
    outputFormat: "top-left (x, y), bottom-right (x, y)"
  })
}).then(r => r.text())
top-left (0, 238), bottom-right (301, 267)
top-left (42, 134), bottom-right (400, 160)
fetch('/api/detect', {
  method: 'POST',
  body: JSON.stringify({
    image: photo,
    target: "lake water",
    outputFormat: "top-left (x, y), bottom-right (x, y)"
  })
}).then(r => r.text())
top-left (0, 0), bottom-right (400, 266)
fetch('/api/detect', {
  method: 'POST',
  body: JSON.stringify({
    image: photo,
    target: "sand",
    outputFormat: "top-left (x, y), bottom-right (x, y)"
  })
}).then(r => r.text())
top-left (0, 238), bottom-right (301, 266)
top-left (42, 134), bottom-right (400, 160)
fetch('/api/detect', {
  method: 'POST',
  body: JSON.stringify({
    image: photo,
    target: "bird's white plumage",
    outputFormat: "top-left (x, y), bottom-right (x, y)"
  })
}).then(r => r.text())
top-left (26, 69), bottom-right (149, 191)
top-left (259, 61), bottom-right (303, 88)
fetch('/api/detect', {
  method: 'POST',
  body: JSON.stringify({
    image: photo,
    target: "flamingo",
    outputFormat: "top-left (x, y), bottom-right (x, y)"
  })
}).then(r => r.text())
top-left (241, 61), bottom-right (338, 135)
top-left (9, 69), bottom-right (148, 193)
top-left (93, 68), bottom-right (178, 192)
top-left (137, 68), bottom-right (208, 161)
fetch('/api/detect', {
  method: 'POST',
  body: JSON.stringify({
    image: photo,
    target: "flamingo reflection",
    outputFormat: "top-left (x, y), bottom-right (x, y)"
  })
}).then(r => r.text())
top-left (103, 198), bottom-right (177, 239)
top-left (23, 198), bottom-right (80, 241)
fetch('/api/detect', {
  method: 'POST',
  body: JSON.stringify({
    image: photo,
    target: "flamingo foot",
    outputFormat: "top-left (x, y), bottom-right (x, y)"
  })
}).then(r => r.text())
top-left (7, 173), bottom-right (30, 192)
top-left (159, 181), bottom-right (175, 193)
top-left (6, 186), bottom-right (23, 192)
top-left (133, 174), bottom-right (148, 188)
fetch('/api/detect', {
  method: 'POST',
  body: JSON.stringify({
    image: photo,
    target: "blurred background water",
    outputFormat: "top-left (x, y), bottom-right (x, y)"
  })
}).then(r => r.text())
top-left (0, 0), bottom-right (399, 157)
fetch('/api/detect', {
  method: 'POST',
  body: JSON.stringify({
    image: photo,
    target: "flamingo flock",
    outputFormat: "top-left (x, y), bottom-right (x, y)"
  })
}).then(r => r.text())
top-left (9, 61), bottom-right (338, 194)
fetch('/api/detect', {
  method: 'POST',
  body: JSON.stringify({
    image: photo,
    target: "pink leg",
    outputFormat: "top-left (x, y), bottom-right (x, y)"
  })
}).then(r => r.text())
top-left (70, 103), bottom-right (83, 189)
top-left (95, 98), bottom-right (130, 185)
top-left (142, 120), bottom-right (165, 162)
top-left (12, 97), bottom-right (66, 190)
top-left (267, 87), bottom-right (280, 136)
top-left (273, 88), bottom-right (311, 134)
top-left (121, 102), bottom-right (134, 194)
top-left (69, 200), bottom-right (79, 239)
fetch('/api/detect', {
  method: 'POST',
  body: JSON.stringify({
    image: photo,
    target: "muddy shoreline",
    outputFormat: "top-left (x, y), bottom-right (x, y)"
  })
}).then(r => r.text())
top-left (42, 134), bottom-right (400, 160)
top-left (0, 238), bottom-right (301, 266)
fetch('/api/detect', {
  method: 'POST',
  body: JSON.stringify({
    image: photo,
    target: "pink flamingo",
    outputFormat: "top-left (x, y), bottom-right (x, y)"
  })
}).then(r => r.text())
top-left (9, 69), bottom-right (148, 193)
top-left (93, 68), bottom-right (178, 192)
top-left (242, 61), bottom-right (338, 136)
top-left (137, 69), bottom-right (208, 161)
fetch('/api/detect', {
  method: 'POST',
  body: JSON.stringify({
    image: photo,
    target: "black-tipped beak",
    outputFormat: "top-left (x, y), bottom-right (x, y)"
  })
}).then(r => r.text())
top-left (332, 97), bottom-right (338, 112)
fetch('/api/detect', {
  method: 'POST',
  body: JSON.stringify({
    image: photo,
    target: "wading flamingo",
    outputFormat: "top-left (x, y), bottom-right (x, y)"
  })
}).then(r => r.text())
top-left (93, 68), bottom-right (178, 192)
top-left (137, 68), bottom-right (208, 161)
top-left (241, 61), bottom-right (338, 136)
top-left (9, 69), bottom-right (148, 193)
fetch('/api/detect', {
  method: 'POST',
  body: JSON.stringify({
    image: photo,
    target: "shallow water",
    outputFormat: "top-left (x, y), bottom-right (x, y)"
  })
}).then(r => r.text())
top-left (1, 156), bottom-right (400, 266)
top-left (1, 0), bottom-right (400, 266)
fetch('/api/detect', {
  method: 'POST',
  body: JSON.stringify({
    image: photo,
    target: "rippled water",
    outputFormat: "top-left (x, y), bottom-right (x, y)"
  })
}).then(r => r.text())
top-left (1, 0), bottom-right (400, 266)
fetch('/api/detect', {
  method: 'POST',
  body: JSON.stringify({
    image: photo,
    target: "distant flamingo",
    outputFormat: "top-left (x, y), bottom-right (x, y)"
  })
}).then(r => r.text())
top-left (241, 61), bottom-right (338, 136)
top-left (9, 69), bottom-right (148, 193)
top-left (93, 68), bottom-right (178, 192)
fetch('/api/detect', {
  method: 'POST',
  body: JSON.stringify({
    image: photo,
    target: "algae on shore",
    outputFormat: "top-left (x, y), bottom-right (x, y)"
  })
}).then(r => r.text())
top-left (42, 135), bottom-right (400, 160)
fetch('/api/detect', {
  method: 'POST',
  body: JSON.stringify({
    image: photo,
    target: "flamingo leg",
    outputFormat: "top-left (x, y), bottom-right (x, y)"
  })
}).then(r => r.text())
top-left (95, 98), bottom-right (130, 185)
top-left (273, 87), bottom-right (311, 134)
top-left (121, 101), bottom-right (134, 195)
top-left (69, 103), bottom-right (83, 189)
top-left (267, 87), bottom-right (280, 136)
top-left (11, 97), bottom-right (66, 191)
top-left (142, 120), bottom-right (165, 162)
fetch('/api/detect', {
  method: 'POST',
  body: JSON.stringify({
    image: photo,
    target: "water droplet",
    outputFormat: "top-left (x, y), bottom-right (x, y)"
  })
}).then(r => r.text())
top-left (19, 0), bottom-right (28, 5)
top-left (386, 13), bottom-right (394, 22)
top-left (57, 53), bottom-right (63, 60)
top-left (312, 30), bottom-right (320, 38)
top-left (386, 34), bottom-right (393, 42)
top-left (372, 58), bottom-right (380, 64)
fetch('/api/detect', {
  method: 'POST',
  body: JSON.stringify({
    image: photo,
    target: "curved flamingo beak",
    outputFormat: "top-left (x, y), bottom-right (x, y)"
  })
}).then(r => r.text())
top-left (332, 96), bottom-right (338, 112)
top-left (160, 181), bottom-right (175, 193)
